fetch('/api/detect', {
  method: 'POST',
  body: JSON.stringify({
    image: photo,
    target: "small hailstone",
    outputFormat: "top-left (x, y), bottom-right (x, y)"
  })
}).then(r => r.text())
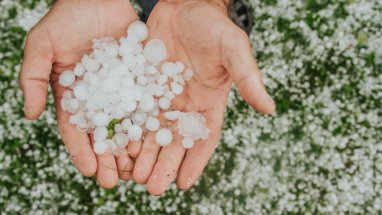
top-left (139, 95), bottom-right (155, 112)
top-left (146, 117), bottom-right (160, 132)
top-left (183, 69), bottom-right (193, 80)
top-left (146, 65), bottom-right (158, 75)
top-left (122, 54), bottom-right (137, 67)
top-left (111, 106), bottom-right (124, 119)
top-left (178, 112), bottom-right (210, 141)
top-left (92, 112), bottom-right (109, 127)
top-left (102, 78), bottom-right (120, 93)
top-left (151, 107), bottom-right (160, 117)
top-left (119, 41), bottom-right (134, 56)
top-left (119, 87), bottom-right (135, 102)
top-left (94, 141), bottom-right (108, 154)
top-left (63, 90), bottom-right (73, 99)
top-left (158, 97), bottom-right (171, 110)
top-left (128, 125), bottom-right (143, 141)
top-left (162, 62), bottom-right (177, 77)
top-left (113, 133), bottom-right (128, 147)
top-left (127, 21), bottom-right (149, 41)
top-left (94, 91), bottom-right (109, 108)
top-left (114, 123), bottom-right (123, 133)
top-left (132, 111), bottom-right (147, 126)
top-left (73, 63), bottom-right (85, 76)
top-left (59, 70), bottom-right (75, 87)
top-left (171, 82), bottom-right (184, 95)
top-left (164, 111), bottom-right (182, 121)
top-left (143, 39), bottom-right (167, 63)
top-left (73, 84), bottom-right (89, 101)
top-left (136, 54), bottom-right (146, 65)
top-left (121, 100), bottom-right (137, 112)
top-left (69, 114), bottom-right (83, 125)
top-left (175, 61), bottom-right (185, 73)
top-left (182, 138), bottom-right (194, 149)
top-left (137, 75), bottom-right (148, 86)
top-left (164, 91), bottom-right (175, 100)
top-left (157, 74), bottom-right (168, 85)
top-left (155, 128), bottom-right (173, 146)
top-left (82, 56), bottom-right (100, 72)
top-left (121, 119), bottom-right (132, 130)
top-left (94, 127), bottom-right (108, 141)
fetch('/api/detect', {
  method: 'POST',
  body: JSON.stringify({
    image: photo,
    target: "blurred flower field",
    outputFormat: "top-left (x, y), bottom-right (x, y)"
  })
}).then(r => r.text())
top-left (0, 0), bottom-right (381, 214)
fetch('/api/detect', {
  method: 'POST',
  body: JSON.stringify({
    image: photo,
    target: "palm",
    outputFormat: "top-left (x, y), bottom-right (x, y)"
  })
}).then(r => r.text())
top-left (20, 0), bottom-right (138, 187)
top-left (132, 1), bottom-right (275, 195)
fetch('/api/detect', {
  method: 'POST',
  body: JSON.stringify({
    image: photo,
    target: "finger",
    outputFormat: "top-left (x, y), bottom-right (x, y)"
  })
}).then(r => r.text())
top-left (127, 140), bottom-right (142, 158)
top-left (115, 148), bottom-right (134, 181)
top-left (90, 134), bottom-right (119, 188)
top-left (52, 82), bottom-right (97, 177)
top-left (176, 110), bottom-right (224, 190)
top-left (221, 25), bottom-right (275, 114)
top-left (132, 132), bottom-right (161, 184)
top-left (147, 132), bottom-right (186, 196)
top-left (19, 28), bottom-right (53, 119)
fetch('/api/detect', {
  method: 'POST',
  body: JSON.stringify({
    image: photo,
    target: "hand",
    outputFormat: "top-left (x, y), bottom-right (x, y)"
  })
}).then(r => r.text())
top-left (19, 0), bottom-right (138, 188)
top-left (131, 0), bottom-right (276, 195)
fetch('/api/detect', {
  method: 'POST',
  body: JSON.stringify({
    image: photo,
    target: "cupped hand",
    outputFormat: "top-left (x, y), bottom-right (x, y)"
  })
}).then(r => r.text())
top-left (19, 0), bottom-right (138, 188)
top-left (131, 0), bottom-right (276, 195)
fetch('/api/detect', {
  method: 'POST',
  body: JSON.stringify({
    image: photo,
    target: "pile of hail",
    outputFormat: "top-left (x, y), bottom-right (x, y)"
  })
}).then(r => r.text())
top-left (59, 21), bottom-right (210, 155)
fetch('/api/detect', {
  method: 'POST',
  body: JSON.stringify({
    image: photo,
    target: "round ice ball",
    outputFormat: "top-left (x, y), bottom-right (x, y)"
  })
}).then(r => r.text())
top-left (94, 127), bottom-right (108, 141)
top-left (155, 128), bottom-right (173, 146)
top-left (92, 112), bottom-right (109, 127)
top-left (94, 141), bottom-right (108, 154)
top-left (128, 124), bottom-right (143, 141)
top-left (182, 138), bottom-right (194, 149)
top-left (143, 39), bottom-right (167, 63)
top-left (145, 117), bottom-right (160, 132)
top-left (128, 21), bottom-right (148, 42)
top-left (59, 70), bottom-right (75, 87)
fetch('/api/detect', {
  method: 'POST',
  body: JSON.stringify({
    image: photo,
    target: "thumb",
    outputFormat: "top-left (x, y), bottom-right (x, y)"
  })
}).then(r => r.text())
top-left (221, 25), bottom-right (275, 114)
top-left (19, 28), bottom-right (53, 119)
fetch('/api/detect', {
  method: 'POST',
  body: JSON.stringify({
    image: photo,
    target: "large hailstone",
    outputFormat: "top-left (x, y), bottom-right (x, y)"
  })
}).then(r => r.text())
top-left (143, 39), bottom-right (167, 63)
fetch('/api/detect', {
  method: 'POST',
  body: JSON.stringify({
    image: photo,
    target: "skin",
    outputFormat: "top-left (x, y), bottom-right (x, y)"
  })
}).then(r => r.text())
top-left (19, 0), bottom-right (138, 188)
top-left (131, 0), bottom-right (275, 195)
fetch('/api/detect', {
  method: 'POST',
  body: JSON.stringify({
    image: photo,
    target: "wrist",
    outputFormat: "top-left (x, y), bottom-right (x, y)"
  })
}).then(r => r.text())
top-left (162, 0), bottom-right (229, 12)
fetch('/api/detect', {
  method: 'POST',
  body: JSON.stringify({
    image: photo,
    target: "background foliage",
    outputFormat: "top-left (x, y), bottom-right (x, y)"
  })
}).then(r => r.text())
top-left (0, 0), bottom-right (381, 214)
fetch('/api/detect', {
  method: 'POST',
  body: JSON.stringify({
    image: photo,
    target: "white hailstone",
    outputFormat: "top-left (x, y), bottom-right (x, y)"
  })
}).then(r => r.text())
top-left (92, 112), bottom-right (109, 127)
top-left (119, 41), bottom-right (134, 56)
top-left (164, 90), bottom-right (175, 100)
top-left (94, 141), bottom-right (108, 154)
top-left (82, 55), bottom-right (100, 72)
top-left (119, 87), bottom-right (135, 102)
top-left (114, 123), bottom-right (123, 133)
top-left (121, 119), bottom-right (132, 130)
top-left (136, 54), bottom-right (146, 65)
top-left (127, 21), bottom-right (148, 41)
top-left (158, 97), bottom-right (171, 110)
top-left (182, 138), bottom-right (194, 149)
top-left (146, 65), bottom-right (158, 75)
top-left (94, 91), bottom-right (109, 108)
top-left (101, 78), bottom-right (120, 93)
top-left (105, 139), bottom-right (118, 153)
top-left (178, 112), bottom-right (210, 140)
top-left (94, 49), bottom-right (108, 64)
top-left (132, 43), bottom-right (143, 55)
top-left (137, 75), bottom-right (148, 86)
top-left (111, 106), bottom-right (124, 119)
top-left (143, 39), bottom-right (167, 63)
top-left (171, 82), bottom-right (184, 95)
top-left (122, 54), bottom-right (137, 68)
top-left (145, 117), bottom-right (160, 132)
top-left (63, 90), bottom-right (73, 99)
top-left (73, 83), bottom-right (90, 101)
top-left (68, 98), bottom-right (81, 112)
top-left (109, 93), bottom-right (120, 104)
top-left (59, 70), bottom-right (75, 87)
top-left (121, 100), bottom-right (137, 112)
top-left (61, 99), bottom-right (70, 111)
top-left (83, 72), bottom-right (99, 85)
top-left (133, 90), bottom-right (143, 101)
top-left (175, 61), bottom-right (185, 73)
top-left (132, 64), bottom-right (145, 76)
top-left (105, 44), bottom-right (119, 58)
top-left (73, 63), bottom-right (85, 76)
top-left (132, 111), bottom-right (147, 126)
top-left (183, 69), bottom-right (193, 80)
top-left (155, 85), bottom-right (164, 97)
top-left (139, 95), bottom-right (155, 112)
top-left (122, 77), bottom-right (135, 87)
top-left (176, 75), bottom-right (186, 86)
top-left (94, 127), bottom-right (108, 141)
top-left (113, 133), bottom-right (128, 147)
top-left (157, 74), bottom-right (168, 85)
top-left (128, 125), bottom-right (143, 141)
top-left (69, 114), bottom-right (83, 125)
top-left (164, 111), bottom-right (182, 121)
top-left (151, 107), bottom-right (160, 117)
top-left (162, 62), bottom-right (176, 77)
top-left (155, 128), bottom-right (173, 146)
